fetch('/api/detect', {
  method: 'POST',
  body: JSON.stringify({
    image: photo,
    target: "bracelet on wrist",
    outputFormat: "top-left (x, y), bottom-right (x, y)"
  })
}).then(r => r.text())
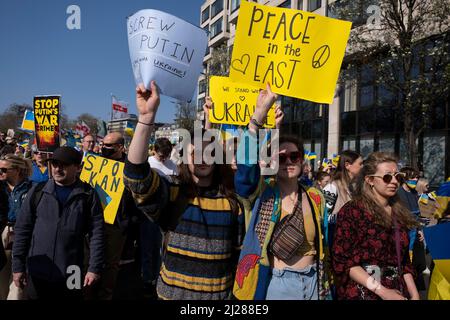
top-left (250, 117), bottom-right (264, 129)
top-left (138, 121), bottom-right (154, 127)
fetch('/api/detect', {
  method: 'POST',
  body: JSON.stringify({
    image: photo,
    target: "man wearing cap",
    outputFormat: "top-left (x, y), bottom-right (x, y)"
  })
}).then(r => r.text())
top-left (29, 146), bottom-right (49, 184)
top-left (11, 146), bottom-right (104, 299)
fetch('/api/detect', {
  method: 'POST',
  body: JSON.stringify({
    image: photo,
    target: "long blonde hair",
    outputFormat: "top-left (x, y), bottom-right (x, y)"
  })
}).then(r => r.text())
top-left (351, 152), bottom-right (418, 229)
top-left (0, 154), bottom-right (32, 178)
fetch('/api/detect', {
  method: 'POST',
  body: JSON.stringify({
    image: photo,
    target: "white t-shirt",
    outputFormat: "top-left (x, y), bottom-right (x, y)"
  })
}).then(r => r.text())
top-left (148, 156), bottom-right (178, 178)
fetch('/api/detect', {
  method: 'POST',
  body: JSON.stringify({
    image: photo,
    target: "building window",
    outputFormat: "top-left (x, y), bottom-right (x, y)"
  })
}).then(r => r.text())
top-left (280, 0), bottom-right (292, 8)
top-left (377, 85), bottom-right (396, 106)
top-left (211, 0), bottom-right (224, 18)
top-left (378, 137), bottom-right (395, 153)
top-left (210, 17), bottom-right (223, 39)
top-left (199, 79), bottom-right (207, 94)
top-left (202, 7), bottom-right (210, 23)
top-left (308, 0), bottom-right (321, 11)
top-left (360, 85), bottom-right (374, 108)
top-left (230, 0), bottom-right (240, 13)
top-left (341, 112), bottom-right (356, 135)
top-left (342, 138), bottom-right (356, 151)
top-left (423, 135), bottom-right (446, 186)
top-left (198, 97), bottom-right (206, 111)
top-left (360, 136), bottom-right (374, 158)
top-left (344, 79), bottom-right (357, 112)
top-left (298, 0), bottom-right (303, 10)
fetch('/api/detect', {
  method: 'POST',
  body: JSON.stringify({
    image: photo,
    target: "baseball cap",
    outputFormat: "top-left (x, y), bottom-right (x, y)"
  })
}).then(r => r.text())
top-left (47, 147), bottom-right (82, 166)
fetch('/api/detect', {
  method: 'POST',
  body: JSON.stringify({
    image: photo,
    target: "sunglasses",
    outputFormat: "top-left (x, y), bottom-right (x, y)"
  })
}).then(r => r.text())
top-left (50, 160), bottom-right (72, 168)
top-left (278, 151), bottom-right (302, 164)
top-left (103, 143), bottom-right (121, 148)
top-left (369, 172), bottom-right (406, 184)
top-left (0, 167), bottom-right (13, 174)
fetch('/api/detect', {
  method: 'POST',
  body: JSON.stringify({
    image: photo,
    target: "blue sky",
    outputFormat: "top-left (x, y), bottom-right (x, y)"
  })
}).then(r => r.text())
top-left (0, 0), bottom-right (204, 123)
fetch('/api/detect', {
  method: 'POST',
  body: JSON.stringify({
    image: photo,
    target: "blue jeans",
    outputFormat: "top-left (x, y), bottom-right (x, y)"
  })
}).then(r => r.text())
top-left (266, 264), bottom-right (318, 300)
top-left (140, 219), bottom-right (162, 284)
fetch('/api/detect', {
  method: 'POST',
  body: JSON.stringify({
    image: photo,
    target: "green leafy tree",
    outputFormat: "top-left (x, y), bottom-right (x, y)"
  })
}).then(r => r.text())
top-left (334, 0), bottom-right (450, 167)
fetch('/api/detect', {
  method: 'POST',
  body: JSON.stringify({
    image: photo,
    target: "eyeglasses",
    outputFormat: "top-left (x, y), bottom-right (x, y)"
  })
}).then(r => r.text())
top-left (0, 167), bottom-right (13, 174)
top-left (50, 161), bottom-right (71, 168)
top-left (278, 151), bottom-right (302, 165)
top-left (103, 143), bottom-right (121, 148)
top-left (369, 172), bottom-right (406, 184)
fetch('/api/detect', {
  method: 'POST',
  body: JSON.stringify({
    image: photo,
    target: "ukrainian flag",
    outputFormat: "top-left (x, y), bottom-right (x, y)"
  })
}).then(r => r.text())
top-left (20, 110), bottom-right (35, 132)
top-left (220, 124), bottom-right (241, 141)
top-left (19, 141), bottom-right (29, 148)
top-left (332, 154), bottom-right (340, 167)
top-left (434, 180), bottom-right (450, 219)
top-left (304, 151), bottom-right (317, 161)
top-left (424, 223), bottom-right (450, 300)
top-left (124, 121), bottom-right (136, 137)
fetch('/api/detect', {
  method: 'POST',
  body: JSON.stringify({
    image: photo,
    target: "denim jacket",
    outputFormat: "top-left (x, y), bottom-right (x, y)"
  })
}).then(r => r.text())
top-left (5, 179), bottom-right (33, 223)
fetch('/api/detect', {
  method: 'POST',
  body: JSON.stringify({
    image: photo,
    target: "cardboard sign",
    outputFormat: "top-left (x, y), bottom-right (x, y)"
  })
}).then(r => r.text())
top-left (80, 154), bottom-right (125, 224)
top-left (34, 96), bottom-right (61, 152)
top-left (209, 76), bottom-right (276, 128)
top-left (229, 1), bottom-right (352, 104)
top-left (127, 10), bottom-right (208, 102)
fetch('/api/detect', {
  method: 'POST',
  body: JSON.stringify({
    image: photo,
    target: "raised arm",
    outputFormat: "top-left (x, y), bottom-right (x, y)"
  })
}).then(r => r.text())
top-left (124, 80), bottom-right (169, 220)
top-left (128, 81), bottom-right (160, 164)
top-left (203, 96), bottom-right (213, 130)
top-left (235, 83), bottom-right (278, 198)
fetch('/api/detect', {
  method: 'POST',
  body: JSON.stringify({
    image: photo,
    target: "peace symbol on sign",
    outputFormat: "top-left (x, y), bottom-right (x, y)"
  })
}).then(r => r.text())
top-left (312, 45), bottom-right (331, 69)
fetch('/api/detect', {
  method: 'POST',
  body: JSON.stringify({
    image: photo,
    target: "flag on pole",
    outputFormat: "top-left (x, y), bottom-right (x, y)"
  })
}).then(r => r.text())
top-left (112, 95), bottom-right (128, 120)
top-left (75, 120), bottom-right (91, 137)
top-left (20, 110), bottom-right (35, 132)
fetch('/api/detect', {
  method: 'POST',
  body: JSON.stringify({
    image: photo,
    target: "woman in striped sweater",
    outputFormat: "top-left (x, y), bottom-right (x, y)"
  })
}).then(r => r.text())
top-left (124, 81), bottom-right (244, 300)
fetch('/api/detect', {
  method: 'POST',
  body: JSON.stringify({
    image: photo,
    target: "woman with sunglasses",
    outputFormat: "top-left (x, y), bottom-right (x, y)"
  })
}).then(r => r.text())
top-left (332, 152), bottom-right (420, 300)
top-left (0, 154), bottom-right (33, 300)
top-left (232, 84), bottom-right (331, 300)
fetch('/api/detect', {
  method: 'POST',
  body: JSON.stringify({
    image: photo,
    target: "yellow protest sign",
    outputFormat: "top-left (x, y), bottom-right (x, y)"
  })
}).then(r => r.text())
top-left (209, 76), bottom-right (276, 128)
top-left (80, 154), bottom-right (125, 224)
top-left (34, 96), bottom-right (61, 152)
top-left (230, 1), bottom-right (352, 104)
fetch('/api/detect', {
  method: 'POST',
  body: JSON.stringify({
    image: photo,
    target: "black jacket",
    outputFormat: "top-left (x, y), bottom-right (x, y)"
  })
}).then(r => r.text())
top-left (12, 179), bottom-right (104, 282)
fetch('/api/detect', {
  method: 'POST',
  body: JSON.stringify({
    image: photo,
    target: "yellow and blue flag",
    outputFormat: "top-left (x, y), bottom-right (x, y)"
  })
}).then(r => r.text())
top-left (332, 154), bottom-right (340, 167)
top-left (20, 110), bottom-right (35, 132)
top-left (304, 151), bottom-right (317, 161)
top-left (424, 223), bottom-right (450, 300)
top-left (419, 193), bottom-right (429, 205)
top-left (124, 121), bottom-right (136, 137)
top-left (220, 124), bottom-right (241, 141)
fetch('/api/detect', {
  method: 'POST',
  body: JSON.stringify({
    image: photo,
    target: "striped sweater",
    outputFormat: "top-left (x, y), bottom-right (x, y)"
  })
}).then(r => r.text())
top-left (123, 160), bottom-right (244, 300)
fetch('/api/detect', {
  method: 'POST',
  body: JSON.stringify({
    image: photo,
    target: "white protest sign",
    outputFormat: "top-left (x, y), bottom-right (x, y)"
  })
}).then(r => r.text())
top-left (127, 10), bottom-right (208, 102)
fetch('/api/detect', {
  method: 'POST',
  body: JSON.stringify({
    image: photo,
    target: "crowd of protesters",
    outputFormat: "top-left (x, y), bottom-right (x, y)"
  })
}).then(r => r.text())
top-left (0, 82), bottom-right (449, 301)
